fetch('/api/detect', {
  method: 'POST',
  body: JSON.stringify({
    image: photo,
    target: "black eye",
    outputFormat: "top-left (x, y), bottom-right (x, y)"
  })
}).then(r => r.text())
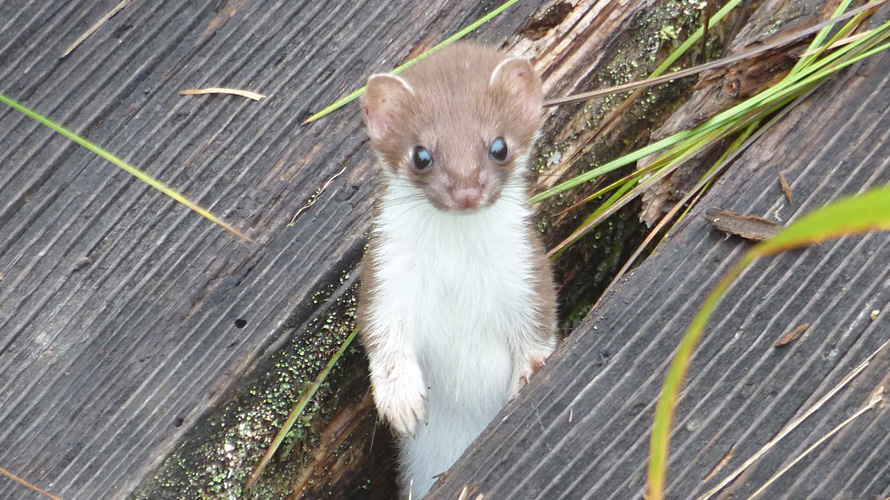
top-left (411, 146), bottom-right (433, 171)
top-left (489, 137), bottom-right (508, 162)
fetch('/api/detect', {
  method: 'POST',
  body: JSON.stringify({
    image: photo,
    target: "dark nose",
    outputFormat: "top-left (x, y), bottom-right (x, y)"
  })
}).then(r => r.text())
top-left (451, 187), bottom-right (483, 210)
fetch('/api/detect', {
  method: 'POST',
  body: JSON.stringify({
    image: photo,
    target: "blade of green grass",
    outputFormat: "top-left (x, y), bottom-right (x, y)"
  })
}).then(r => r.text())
top-left (544, 0), bottom-right (753, 221)
top-left (546, 102), bottom-right (786, 255)
top-left (544, 123), bottom-right (730, 255)
top-left (755, 186), bottom-right (890, 254)
top-left (551, 72), bottom-right (815, 256)
top-left (541, 0), bottom-right (743, 206)
top-left (540, 21), bottom-right (887, 257)
top-left (245, 327), bottom-right (359, 490)
top-left (543, 0), bottom-right (889, 107)
top-left (646, 184), bottom-right (890, 500)
top-left (653, 0), bottom-right (743, 76)
top-left (535, 69), bottom-right (788, 205)
top-left (549, 179), bottom-right (636, 259)
top-left (590, 80), bottom-right (821, 310)
top-left (535, 13), bottom-right (890, 207)
top-left (764, 25), bottom-right (890, 102)
top-left (529, 128), bottom-right (698, 204)
top-left (789, 0), bottom-right (856, 76)
top-left (0, 93), bottom-right (251, 242)
top-left (601, 118), bottom-right (761, 284)
top-left (554, 160), bottom-right (668, 217)
top-left (302, 0), bottom-right (523, 124)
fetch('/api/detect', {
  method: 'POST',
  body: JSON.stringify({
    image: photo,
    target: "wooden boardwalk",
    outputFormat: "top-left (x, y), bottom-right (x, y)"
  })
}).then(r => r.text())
top-left (0, 1), bottom-right (542, 498)
top-left (432, 15), bottom-right (890, 500)
top-left (2, 0), bottom-right (889, 499)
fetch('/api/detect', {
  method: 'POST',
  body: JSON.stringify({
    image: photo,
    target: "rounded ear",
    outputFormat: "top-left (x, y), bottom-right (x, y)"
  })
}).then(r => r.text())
top-left (489, 57), bottom-right (543, 122)
top-left (362, 74), bottom-right (414, 143)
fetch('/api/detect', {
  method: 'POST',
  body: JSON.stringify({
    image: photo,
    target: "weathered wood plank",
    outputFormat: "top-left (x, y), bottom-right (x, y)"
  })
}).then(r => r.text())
top-left (0, 0), bottom-right (747, 497)
top-left (0, 1), bottom-right (544, 498)
top-left (8, 0), bottom-right (885, 498)
top-left (430, 7), bottom-right (890, 499)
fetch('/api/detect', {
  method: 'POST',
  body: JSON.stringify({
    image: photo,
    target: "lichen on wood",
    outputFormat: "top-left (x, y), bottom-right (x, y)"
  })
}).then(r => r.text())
top-left (131, 277), bottom-right (396, 500)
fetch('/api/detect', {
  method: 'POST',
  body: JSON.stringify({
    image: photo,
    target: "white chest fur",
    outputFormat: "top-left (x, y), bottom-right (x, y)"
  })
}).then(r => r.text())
top-left (371, 177), bottom-right (539, 380)
top-left (367, 176), bottom-right (542, 496)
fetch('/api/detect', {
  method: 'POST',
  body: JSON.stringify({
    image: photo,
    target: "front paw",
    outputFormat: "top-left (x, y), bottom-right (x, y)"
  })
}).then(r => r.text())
top-left (371, 362), bottom-right (428, 437)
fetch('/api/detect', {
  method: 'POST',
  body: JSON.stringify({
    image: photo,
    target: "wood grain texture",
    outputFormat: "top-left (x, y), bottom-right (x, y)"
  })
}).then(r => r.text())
top-left (6, 0), bottom-right (888, 498)
top-left (429, 9), bottom-right (890, 499)
top-left (0, 0), bottom-right (542, 498)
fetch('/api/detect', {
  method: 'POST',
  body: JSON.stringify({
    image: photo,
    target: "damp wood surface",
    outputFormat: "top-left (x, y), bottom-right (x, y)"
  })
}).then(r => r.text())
top-left (0, 1), bottom-right (545, 498)
top-left (1, 1), bottom-right (886, 500)
top-left (429, 7), bottom-right (890, 500)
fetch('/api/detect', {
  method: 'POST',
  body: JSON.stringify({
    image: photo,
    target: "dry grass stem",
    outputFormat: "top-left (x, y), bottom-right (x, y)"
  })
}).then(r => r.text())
top-left (288, 165), bottom-right (347, 225)
top-left (61, 0), bottom-right (133, 58)
top-left (703, 446), bottom-right (735, 482)
top-left (180, 88), bottom-right (266, 101)
top-left (800, 30), bottom-right (875, 57)
top-left (543, 0), bottom-right (888, 107)
top-left (745, 388), bottom-right (884, 500)
top-left (697, 336), bottom-right (890, 500)
top-left (700, 0), bottom-right (714, 64)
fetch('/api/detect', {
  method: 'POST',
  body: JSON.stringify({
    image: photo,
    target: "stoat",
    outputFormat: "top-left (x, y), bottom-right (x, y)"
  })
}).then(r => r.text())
top-left (357, 42), bottom-right (557, 499)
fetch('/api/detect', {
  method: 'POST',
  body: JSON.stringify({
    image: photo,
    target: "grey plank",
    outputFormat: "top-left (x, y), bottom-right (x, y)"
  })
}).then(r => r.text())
top-left (0, 1), bottom-right (542, 498)
top-left (430, 12), bottom-right (890, 500)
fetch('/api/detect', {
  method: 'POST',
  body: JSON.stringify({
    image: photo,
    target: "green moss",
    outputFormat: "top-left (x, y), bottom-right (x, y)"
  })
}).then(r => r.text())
top-left (131, 277), bottom-right (368, 500)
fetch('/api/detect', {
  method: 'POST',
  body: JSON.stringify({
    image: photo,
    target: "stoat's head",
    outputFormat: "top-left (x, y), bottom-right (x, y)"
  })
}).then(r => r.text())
top-left (361, 43), bottom-right (544, 211)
